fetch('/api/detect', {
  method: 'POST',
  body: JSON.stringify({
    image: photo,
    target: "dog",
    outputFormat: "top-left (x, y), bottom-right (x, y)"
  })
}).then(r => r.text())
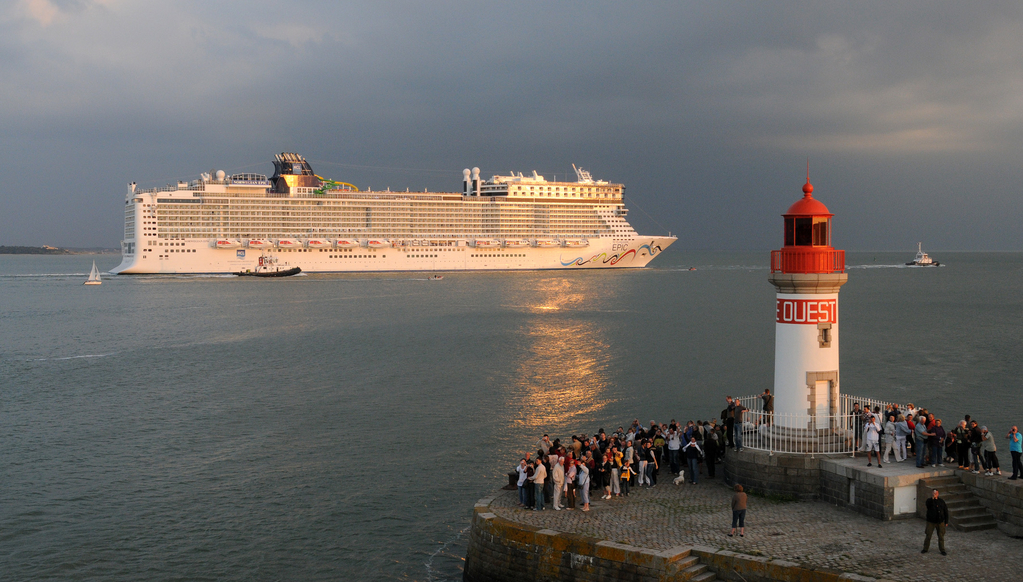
top-left (672, 471), bottom-right (687, 485)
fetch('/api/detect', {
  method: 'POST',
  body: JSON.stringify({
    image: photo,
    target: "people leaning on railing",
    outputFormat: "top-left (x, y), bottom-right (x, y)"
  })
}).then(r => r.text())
top-left (508, 405), bottom-right (1017, 511)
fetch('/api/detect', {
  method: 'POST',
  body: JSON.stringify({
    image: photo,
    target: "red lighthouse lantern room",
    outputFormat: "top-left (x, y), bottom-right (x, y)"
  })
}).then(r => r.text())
top-left (771, 171), bottom-right (845, 274)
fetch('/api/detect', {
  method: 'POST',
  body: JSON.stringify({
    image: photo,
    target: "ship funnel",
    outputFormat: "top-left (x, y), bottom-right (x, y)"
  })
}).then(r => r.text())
top-left (471, 167), bottom-right (480, 196)
top-left (463, 168), bottom-right (471, 195)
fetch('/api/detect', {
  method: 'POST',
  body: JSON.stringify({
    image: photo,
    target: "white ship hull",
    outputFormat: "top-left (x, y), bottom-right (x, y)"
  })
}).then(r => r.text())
top-left (112, 236), bottom-right (675, 274)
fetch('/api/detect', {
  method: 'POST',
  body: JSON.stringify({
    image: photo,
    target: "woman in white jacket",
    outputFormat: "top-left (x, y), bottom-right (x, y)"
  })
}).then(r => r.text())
top-left (864, 414), bottom-right (883, 467)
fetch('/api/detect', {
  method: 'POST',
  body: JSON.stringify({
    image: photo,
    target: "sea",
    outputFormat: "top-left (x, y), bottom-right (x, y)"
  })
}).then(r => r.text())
top-left (1, 249), bottom-right (1020, 581)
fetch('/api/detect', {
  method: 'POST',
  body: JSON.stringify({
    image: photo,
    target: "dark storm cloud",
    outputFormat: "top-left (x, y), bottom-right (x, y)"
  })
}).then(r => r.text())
top-left (2, 1), bottom-right (1023, 250)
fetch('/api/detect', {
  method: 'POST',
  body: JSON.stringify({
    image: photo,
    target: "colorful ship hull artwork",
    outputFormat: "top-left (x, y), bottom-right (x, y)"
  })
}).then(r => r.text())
top-left (560, 241), bottom-right (666, 267)
top-left (112, 154), bottom-right (676, 274)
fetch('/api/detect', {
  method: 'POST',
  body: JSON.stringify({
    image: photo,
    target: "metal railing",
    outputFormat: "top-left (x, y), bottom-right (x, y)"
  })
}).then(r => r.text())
top-left (770, 249), bottom-right (845, 273)
top-left (732, 393), bottom-right (897, 456)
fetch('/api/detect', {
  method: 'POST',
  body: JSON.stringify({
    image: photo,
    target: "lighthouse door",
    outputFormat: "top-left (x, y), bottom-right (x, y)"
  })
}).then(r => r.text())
top-left (813, 380), bottom-right (831, 419)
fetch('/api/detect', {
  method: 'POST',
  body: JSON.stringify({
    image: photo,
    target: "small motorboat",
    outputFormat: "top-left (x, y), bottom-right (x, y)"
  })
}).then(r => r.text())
top-left (906, 242), bottom-right (940, 266)
top-left (238, 256), bottom-right (301, 277)
top-left (430, 275), bottom-right (444, 280)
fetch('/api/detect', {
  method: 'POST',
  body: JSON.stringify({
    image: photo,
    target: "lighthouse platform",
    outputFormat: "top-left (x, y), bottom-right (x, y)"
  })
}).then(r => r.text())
top-left (818, 456), bottom-right (956, 520)
top-left (723, 449), bottom-right (1002, 526)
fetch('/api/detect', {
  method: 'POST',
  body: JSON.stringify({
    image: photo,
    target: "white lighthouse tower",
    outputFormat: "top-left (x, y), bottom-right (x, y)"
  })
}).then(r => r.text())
top-left (768, 171), bottom-right (847, 427)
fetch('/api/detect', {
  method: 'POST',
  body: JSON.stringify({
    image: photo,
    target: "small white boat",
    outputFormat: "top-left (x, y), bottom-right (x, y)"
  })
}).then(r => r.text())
top-left (84, 261), bottom-right (102, 285)
top-left (534, 239), bottom-right (559, 248)
top-left (305, 239), bottom-right (332, 248)
top-left (504, 239), bottom-right (530, 248)
top-left (335, 239), bottom-right (359, 249)
top-left (906, 242), bottom-right (940, 266)
top-left (473, 239), bottom-right (502, 248)
top-left (430, 275), bottom-right (444, 280)
top-left (276, 238), bottom-right (300, 249)
top-left (562, 239), bottom-right (590, 248)
top-left (246, 239), bottom-right (272, 249)
top-left (366, 239), bottom-right (391, 248)
top-left (214, 239), bottom-right (241, 249)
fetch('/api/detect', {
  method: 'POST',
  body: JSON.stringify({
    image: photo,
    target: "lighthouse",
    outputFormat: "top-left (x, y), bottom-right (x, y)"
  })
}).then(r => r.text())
top-left (769, 170), bottom-right (847, 427)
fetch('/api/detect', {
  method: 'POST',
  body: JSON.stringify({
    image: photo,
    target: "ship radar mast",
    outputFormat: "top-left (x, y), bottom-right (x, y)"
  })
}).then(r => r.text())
top-left (572, 164), bottom-right (594, 183)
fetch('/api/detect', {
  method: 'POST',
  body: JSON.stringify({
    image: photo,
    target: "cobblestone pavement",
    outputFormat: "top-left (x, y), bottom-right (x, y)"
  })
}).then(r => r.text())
top-left (488, 474), bottom-right (1022, 582)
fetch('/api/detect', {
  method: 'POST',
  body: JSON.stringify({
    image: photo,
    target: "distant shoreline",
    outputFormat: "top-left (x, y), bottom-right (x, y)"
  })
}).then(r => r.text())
top-left (0, 246), bottom-right (119, 255)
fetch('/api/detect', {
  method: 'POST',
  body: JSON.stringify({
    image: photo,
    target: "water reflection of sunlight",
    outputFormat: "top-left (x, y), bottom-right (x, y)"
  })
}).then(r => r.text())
top-left (511, 277), bottom-right (617, 430)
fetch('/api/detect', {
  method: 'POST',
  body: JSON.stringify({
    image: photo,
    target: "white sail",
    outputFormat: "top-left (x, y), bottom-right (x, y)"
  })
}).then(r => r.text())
top-left (84, 261), bottom-right (102, 285)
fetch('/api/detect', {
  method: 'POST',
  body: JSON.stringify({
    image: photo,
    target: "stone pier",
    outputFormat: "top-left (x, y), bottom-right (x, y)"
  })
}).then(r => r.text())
top-left (464, 470), bottom-right (1022, 582)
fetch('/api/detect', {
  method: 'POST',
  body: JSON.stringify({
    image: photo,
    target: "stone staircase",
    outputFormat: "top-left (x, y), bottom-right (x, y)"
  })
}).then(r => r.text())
top-left (920, 475), bottom-right (998, 532)
top-left (674, 552), bottom-right (718, 582)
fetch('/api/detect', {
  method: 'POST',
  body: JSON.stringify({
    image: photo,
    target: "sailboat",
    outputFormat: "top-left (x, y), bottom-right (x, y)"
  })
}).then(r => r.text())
top-left (84, 261), bottom-right (103, 285)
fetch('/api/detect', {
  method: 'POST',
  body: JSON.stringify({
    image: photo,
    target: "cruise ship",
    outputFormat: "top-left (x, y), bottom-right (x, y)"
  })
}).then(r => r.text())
top-left (111, 153), bottom-right (676, 274)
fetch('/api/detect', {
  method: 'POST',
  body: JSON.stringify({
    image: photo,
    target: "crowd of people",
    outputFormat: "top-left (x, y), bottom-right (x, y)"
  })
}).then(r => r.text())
top-left (848, 401), bottom-right (1023, 479)
top-left (512, 397), bottom-right (1023, 516)
top-left (514, 415), bottom-right (745, 512)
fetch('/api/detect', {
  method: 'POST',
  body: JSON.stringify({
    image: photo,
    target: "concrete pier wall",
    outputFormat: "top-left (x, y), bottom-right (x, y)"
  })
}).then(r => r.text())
top-left (722, 449), bottom-right (822, 501)
top-left (463, 502), bottom-right (697, 582)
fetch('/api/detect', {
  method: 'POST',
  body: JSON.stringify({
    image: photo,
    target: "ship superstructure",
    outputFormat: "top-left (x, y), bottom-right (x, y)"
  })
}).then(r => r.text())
top-left (112, 153), bottom-right (676, 274)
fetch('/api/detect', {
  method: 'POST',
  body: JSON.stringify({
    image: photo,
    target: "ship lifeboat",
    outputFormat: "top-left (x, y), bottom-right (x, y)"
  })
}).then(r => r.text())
top-left (366, 239), bottom-right (390, 248)
top-left (335, 239), bottom-right (359, 249)
top-left (246, 239), bottom-right (272, 249)
top-left (214, 239), bottom-right (241, 249)
top-left (276, 239), bottom-right (300, 248)
top-left (504, 239), bottom-right (530, 248)
top-left (562, 239), bottom-right (590, 248)
top-left (305, 239), bottom-right (332, 248)
top-left (533, 239), bottom-right (559, 248)
top-left (473, 239), bottom-right (502, 248)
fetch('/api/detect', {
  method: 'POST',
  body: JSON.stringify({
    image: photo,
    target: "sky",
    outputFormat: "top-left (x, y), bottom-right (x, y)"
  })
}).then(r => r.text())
top-left (2, 1), bottom-right (1022, 250)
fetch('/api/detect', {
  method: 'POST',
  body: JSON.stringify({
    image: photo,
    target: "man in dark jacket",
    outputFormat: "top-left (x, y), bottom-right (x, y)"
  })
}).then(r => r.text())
top-left (724, 396), bottom-right (736, 448)
top-left (761, 389), bottom-right (774, 426)
top-left (922, 489), bottom-right (949, 555)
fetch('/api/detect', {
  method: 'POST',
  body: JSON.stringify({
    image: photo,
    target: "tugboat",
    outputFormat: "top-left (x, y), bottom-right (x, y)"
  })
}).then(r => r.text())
top-left (906, 242), bottom-right (940, 267)
top-left (238, 255), bottom-right (301, 277)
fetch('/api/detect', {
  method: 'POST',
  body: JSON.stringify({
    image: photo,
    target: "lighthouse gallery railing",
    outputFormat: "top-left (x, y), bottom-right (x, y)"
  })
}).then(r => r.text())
top-left (770, 249), bottom-right (845, 273)
top-left (733, 393), bottom-right (896, 456)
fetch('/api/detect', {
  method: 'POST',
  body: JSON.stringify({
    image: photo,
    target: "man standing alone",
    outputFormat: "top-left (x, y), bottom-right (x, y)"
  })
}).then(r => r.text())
top-left (922, 489), bottom-right (949, 555)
